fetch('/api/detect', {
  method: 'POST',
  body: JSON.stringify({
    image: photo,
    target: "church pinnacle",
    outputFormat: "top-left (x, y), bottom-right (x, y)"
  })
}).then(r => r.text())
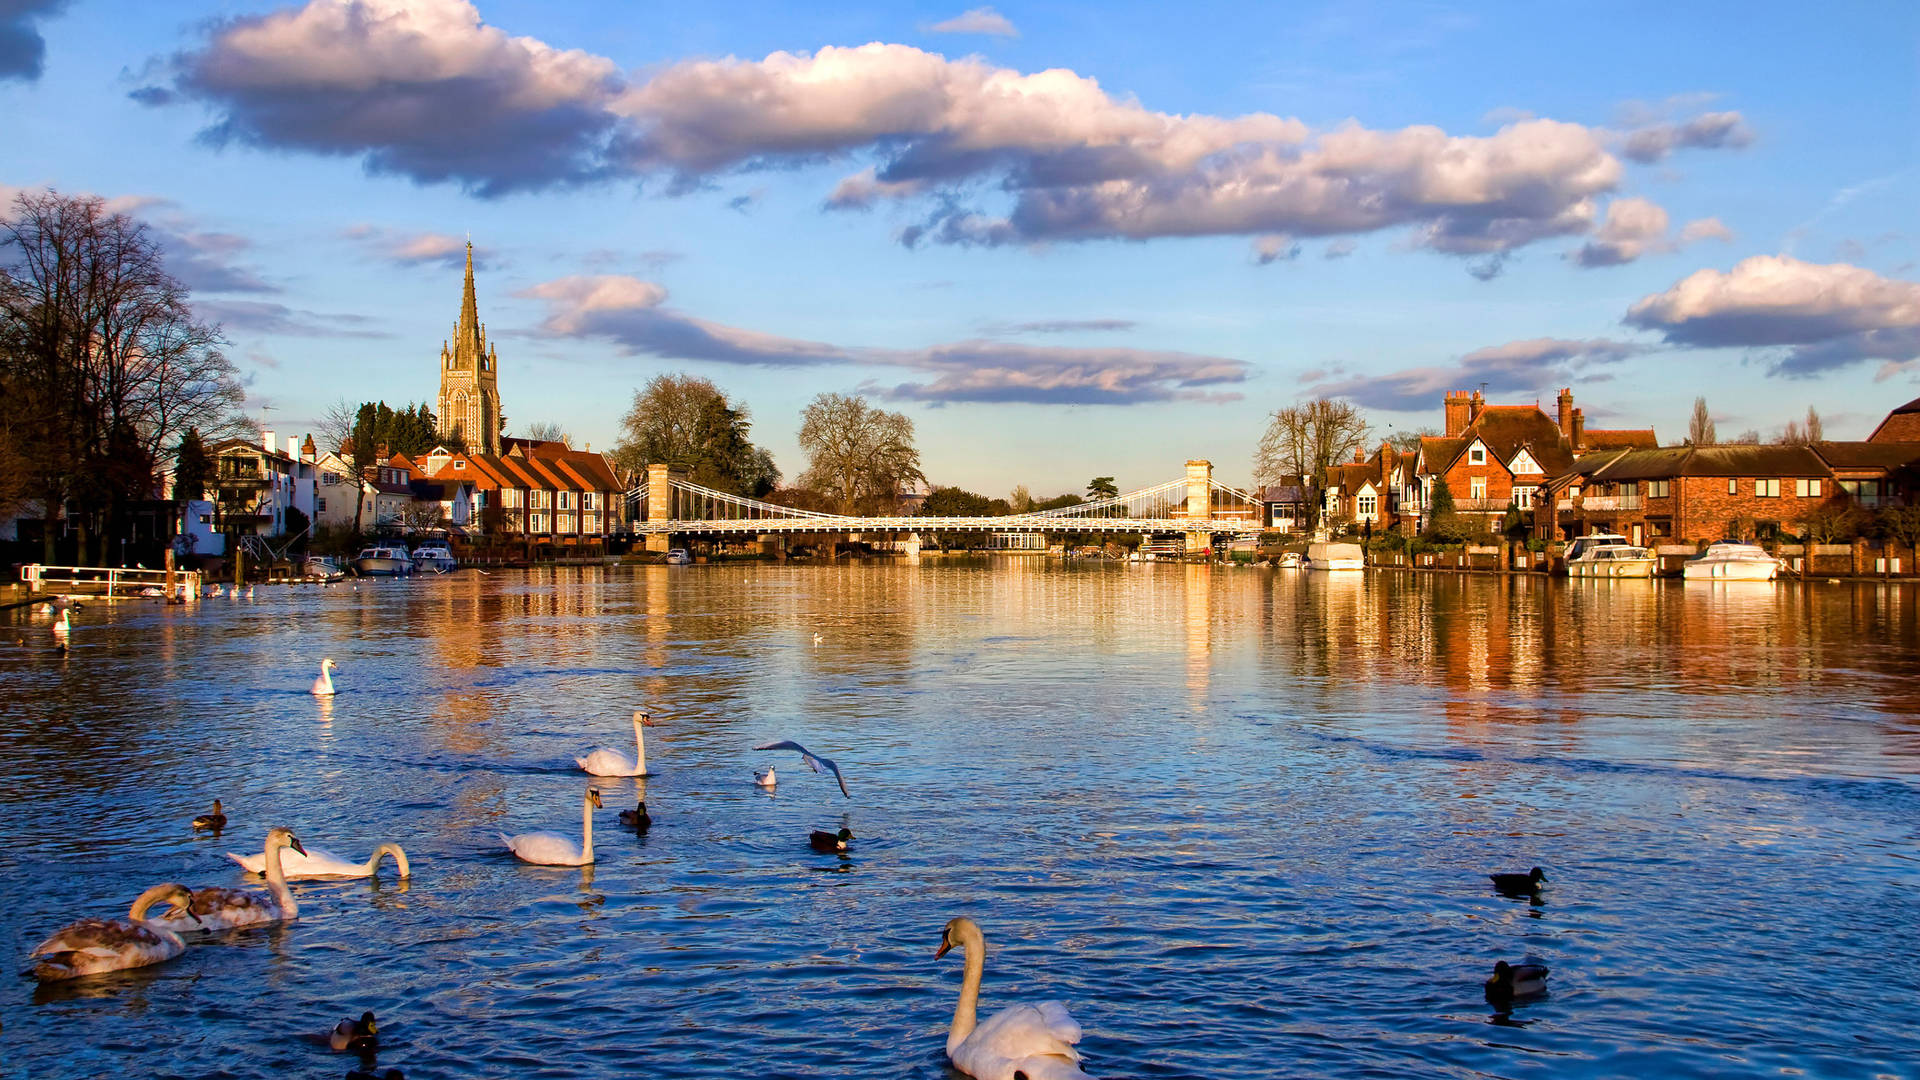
top-left (437, 239), bottom-right (502, 454)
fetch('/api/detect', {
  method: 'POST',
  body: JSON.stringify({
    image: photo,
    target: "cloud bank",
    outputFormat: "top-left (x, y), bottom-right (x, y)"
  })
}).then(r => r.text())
top-left (345, 224), bottom-right (493, 268)
top-left (1572, 196), bottom-right (1729, 267)
top-left (137, 0), bottom-right (1747, 266)
top-left (0, 0), bottom-right (66, 81)
top-left (520, 273), bottom-right (1246, 404)
top-left (1310, 337), bottom-right (1647, 411)
top-left (1625, 255), bottom-right (1920, 377)
top-left (928, 7), bottom-right (1018, 37)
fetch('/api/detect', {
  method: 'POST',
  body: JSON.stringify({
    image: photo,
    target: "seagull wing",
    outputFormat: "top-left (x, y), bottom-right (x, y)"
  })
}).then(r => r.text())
top-left (753, 740), bottom-right (851, 797)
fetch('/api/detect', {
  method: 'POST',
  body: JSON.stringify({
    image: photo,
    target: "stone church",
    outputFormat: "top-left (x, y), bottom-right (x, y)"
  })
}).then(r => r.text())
top-left (437, 242), bottom-right (503, 455)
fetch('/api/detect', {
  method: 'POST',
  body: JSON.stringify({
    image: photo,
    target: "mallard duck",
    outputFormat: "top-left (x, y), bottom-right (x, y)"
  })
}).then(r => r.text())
top-left (1485, 960), bottom-right (1550, 1001)
top-left (618, 801), bottom-right (652, 831)
top-left (330, 1011), bottom-right (378, 1052)
top-left (1490, 867), bottom-right (1546, 893)
top-left (192, 799), bottom-right (227, 830)
top-left (809, 827), bottom-right (853, 853)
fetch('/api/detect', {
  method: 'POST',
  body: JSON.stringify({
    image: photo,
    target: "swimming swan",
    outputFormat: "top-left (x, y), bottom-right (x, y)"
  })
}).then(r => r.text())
top-left (227, 841), bottom-right (409, 880)
top-left (25, 883), bottom-right (201, 981)
top-left (153, 826), bottom-right (306, 932)
top-left (935, 917), bottom-right (1094, 1080)
top-left (503, 788), bottom-right (602, 866)
top-left (577, 711), bottom-right (657, 777)
top-left (311, 658), bottom-right (338, 697)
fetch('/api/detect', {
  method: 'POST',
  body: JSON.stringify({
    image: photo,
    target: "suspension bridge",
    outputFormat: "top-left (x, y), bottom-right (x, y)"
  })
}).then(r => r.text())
top-left (619, 460), bottom-right (1268, 551)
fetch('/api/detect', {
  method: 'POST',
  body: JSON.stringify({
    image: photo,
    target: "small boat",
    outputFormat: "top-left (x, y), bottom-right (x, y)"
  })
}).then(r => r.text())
top-left (665, 548), bottom-right (692, 565)
top-left (1275, 551), bottom-right (1305, 569)
top-left (411, 542), bottom-right (457, 574)
top-left (1565, 532), bottom-right (1655, 578)
top-left (1683, 541), bottom-right (1782, 582)
top-left (1305, 542), bottom-right (1365, 571)
top-left (304, 556), bottom-right (348, 582)
top-left (353, 545), bottom-right (413, 577)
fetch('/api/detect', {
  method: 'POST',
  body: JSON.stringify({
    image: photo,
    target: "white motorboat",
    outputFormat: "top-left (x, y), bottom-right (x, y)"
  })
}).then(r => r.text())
top-left (1275, 551), bottom-right (1305, 569)
top-left (1566, 533), bottom-right (1655, 578)
top-left (303, 555), bottom-right (348, 582)
top-left (353, 544), bottom-right (413, 577)
top-left (665, 548), bottom-right (692, 565)
top-left (1683, 541), bottom-right (1782, 581)
top-left (1305, 542), bottom-right (1365, 571)
top-left (411, 542), bottom-right (457, 574)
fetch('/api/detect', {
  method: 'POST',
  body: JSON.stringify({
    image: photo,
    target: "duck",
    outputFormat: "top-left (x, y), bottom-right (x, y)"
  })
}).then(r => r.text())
top-left (577, 710), bottom-right (657, 777)
top-left (330, 1011), bottom-right (378, 1052)
top-left (228, 840), bottom-right (410, 880)
top-left (192, 799), bottom-right (227, 830)
top-left (1485, 960), bottom-right (1551, 1002)
top-left (755, 766), bottom-right (777, 788)
top-left (151, 826), bottom-right (306, 933)
top-left (25, 883), bottom-right (201, 981)
top-left (809, 827), bottom-right (854, 853)
top-left (935, 917), bottom-right (1094, 1079)
top-left (503, 788), bottom-right (601, 866)
top-left (618, 801), bottom-right (652, 831)
top-left (1489, 867), bottom-right (1546, 893)
top-left (312, 658), bottom-right (339, 696)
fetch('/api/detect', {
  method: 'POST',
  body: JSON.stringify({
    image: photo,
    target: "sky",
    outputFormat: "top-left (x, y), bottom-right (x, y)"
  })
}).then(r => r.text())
top-left (3, 0), bottom-right (1916, 496)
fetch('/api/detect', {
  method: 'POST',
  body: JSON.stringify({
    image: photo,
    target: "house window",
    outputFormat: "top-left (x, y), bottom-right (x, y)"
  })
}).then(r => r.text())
top-left (1795, 478), bottom-right (1821, 498)
top-left (1621, 482), bottom-right (1638, 497)
top-left (1514, 487), bottom-right (1534, 510)
top-left (558, 491), bottom-right (571, 510)
top-left (1647, 480), bottom-right (1670, 498)
top-left (1357, 495), bottom-right (1377, 517)
top-left (530, 513), bottom-right (546, 533)
top-left (1728, 479), bottom-right (1737, 494)
top-left (1469, 446), bottom-right (1485, 464)
top-left (1470, 477), bottom-right (1487, 500)
top-left (454, 460), bottom-right (465, 469)
top-left (317, 498), bottom-right (326, 513)
top-left (582, 492), bottom-right (595, 510)
top-left (1755, 479), bottom-right (1780, 498)
top-left (323, 473), bottom-right (337, 486)
top-left (1840, 480), bottom-right (1884, 507)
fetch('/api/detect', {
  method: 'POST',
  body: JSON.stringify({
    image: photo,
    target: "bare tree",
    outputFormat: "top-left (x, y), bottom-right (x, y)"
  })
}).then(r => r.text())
top-left (1778, 409), bottom-right (1822, 445)
top-left (1806, 406), bottom-right (1823, 443)
top-left (522, 421), bottom-right (571, 447)
top-left (317, 398), bottom-right (358, 456)
top-left (1008, 484), bottom-right (1033, 513)
top-left (797, 392), bottom-right (925, 515)
top-left (1687, 396), bottom-right (1716, 446)
top-left (1254, 398), bottom-right (1371, 531)
top-left (1386, 426), bottom-right (1437, 454)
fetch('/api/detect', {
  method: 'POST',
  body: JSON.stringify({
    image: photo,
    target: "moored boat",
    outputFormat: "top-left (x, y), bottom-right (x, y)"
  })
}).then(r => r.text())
top-left (1566, 533), bottom-right (1655, 578)
top-left (1683, 541), bottom-right (1782, 581)
top-left (353, 544), bottom-right (412, 577)
top-left (411, 542), bottom-right (457, 574)
top-left (1275, 551), bottom-right (1305, 569)
top-left (1305, 542), bottom-right (1365, 571)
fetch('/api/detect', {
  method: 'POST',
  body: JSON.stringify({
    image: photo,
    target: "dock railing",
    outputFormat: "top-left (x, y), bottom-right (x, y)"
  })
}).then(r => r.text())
top-left (21, 564), bottom-right (203, 600)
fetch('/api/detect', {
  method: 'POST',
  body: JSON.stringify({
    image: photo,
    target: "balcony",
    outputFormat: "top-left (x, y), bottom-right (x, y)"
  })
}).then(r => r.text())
top-left (1564, 494), bottom-right (1642, 511)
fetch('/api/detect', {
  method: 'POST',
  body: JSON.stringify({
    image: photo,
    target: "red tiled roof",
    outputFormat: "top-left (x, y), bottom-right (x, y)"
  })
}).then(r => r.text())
top-left (1582, 429), bottom-right (1660, 450)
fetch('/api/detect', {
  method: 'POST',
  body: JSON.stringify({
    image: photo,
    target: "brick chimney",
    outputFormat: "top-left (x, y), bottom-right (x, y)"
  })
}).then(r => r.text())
top-left (261, 429), bottom-right (275, 454)
top-left (1571, 408), bottom-right (1586, 450)
top-left (301, 434), bottom-right (316, 462)
top-left (1468, 389), bottom-right (1485, 426)
top-left (1354, 446), bottom-right (1365, 463)
top-left (1444, 391), bottom-right (1471, 436)
top-left (1557, 388), bottom-right (1574, 438)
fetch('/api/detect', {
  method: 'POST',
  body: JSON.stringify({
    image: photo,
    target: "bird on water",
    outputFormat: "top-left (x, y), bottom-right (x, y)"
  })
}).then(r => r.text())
top-left (1485, 960), bottom-right (1550, 1002)
top-left (619, 801), bottom-right (652, 831)
top-left (809, 827), bottom-right (853, 853)
top-left (1489, 867), bottom-right (1546, 893)
top-left (330, 1011), bottom-right (378, 1052)
top-left (192, 799), bottom-right (227, 830)
top-left (754, 740), bottom-right (851, 798)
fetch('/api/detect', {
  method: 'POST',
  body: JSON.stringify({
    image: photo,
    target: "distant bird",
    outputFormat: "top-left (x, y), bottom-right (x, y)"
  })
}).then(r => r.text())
top-left (312, 657), bottom-right (339, 696)
top-left (578, 710), bottom-right (657, 777)
top-left (48, 642), bottom-right (68, 658)
top-left (52, 608), bottom-right (71, 640)
top-left (1485, 961), bottom-right (1550, 1002)
top-left (755, 766), bottom-right (777, 788)
top-left (619, 801), bottom-right (652, 831)
top-left (1490, 867), bottom-right (1546, 893)
top-left (753, 740), bottom-right (850, 798)
top-left (809, 827), bottom-right (853, 853)
top-left (330, 1011), bottom-right (379, 1052)
top-left (812, 632), bottom-right (824, 646)
top-left (244, 586), bottom-right (255, 599)
top-left (192, 799), bottom-right (227, 830)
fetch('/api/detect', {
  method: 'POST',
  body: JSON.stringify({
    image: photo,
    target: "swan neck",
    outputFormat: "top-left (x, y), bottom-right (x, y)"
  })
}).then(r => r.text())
top-left (368, 843), bottom-right (410, 877)
top-left (950, 925), bottom-right (985, 1051)
top-left (582, 794), bottom-right (595, 861)
top-left (263, 835), bottom-right (298, 917)
top-left (127, 883), bottom-right (178, 922)
top-left (633, 719), bottom-right (648, 775)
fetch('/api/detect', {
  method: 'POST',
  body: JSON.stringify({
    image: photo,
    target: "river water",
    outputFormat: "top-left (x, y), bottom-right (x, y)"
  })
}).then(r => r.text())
top-left (2, 562), bottom-right (1916, 1079)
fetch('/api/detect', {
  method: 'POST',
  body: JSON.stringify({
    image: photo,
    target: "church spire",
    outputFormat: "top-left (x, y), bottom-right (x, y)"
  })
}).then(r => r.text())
top-left (456, 240), bottom-right (480, 364)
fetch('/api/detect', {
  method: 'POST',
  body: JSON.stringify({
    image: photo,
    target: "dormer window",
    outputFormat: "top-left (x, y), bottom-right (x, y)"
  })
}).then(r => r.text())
top-left (1468, 445), bottom-right (1486, 464)
top-left (454, 460), bottom-right (466, 470)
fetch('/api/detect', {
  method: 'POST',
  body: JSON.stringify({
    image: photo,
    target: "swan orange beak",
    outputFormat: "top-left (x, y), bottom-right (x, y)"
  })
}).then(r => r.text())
top-left (934, 937), bottom-right (952, 960)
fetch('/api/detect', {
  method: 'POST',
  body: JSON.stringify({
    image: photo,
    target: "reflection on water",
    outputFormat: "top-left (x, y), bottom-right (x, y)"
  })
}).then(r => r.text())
top-left (3, 564), bottom-right (1917, 1078)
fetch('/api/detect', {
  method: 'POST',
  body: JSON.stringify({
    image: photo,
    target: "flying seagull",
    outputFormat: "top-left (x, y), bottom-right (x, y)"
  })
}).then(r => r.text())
top-left (753, 740), bottom-right (850, 798)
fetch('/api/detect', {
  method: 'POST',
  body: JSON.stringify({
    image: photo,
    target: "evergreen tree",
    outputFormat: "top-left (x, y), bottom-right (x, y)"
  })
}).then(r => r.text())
top-left (172, 427), bottom-right (210, 501)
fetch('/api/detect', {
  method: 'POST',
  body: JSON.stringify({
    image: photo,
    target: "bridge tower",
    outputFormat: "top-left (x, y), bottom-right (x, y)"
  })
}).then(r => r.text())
top-left (645, 463), bottom-right (684, 553)
top-left (1186, 459), bottom-right (1212, 523)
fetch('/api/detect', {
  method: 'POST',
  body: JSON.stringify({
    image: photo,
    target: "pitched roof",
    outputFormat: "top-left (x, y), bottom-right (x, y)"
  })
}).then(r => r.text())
top-left (1811, 440), bottom-right (1920, 470)
top-left (1581, 428), bottom-right (1660, 450)
top-left (1583, 444), bottom-right (1829, 481)
top-left (1867, 395), bottom-right (1920, 442)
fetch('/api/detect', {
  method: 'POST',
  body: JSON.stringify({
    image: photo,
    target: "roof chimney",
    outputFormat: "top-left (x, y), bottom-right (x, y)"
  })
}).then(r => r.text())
top-left (301, 434), bottom-right (316, 462)
top-left (1468, 389), bottom-right (1485, 425)
top-left (1557, 388), bottom-right (1574, 439)
top-left (261, 429), bottom-right (275, 454)
top-left (1572, 408), bottom-right (1586, 450)
top-left (1444, 391), bottom-right (1470, 437)
top-left (1354, 446), bottom-right (1365, 464)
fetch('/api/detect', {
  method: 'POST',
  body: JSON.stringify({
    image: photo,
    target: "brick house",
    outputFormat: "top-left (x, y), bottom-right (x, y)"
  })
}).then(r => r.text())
top-left (1543, 441), bottom-right (1920, 544)
top-left (1867, 394), bottom-right (1920, 443)
top-left (208, 431), bottom-right (318, 539)
top-left (1404, 388), bottom-right (1655, 535)
top-left (398, 439), bottom-right (626, 546)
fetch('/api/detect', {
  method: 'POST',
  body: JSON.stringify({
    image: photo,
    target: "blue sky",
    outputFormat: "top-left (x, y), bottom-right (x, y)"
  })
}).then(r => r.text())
top-left (3, 1), bottom-right (1915, 495)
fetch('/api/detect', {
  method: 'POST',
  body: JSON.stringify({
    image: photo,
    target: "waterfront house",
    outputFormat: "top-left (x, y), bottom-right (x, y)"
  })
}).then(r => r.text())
top-left (398, 439), bottom-right (626, 548)
top-left (208, 431), bottom-right (318, 540)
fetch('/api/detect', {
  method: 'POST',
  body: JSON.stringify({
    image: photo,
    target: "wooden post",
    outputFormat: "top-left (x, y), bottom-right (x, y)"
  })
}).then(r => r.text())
top-left (165, 546), bottom-right (176, 602)
top-left (234, 540), bottom-right (245, 587)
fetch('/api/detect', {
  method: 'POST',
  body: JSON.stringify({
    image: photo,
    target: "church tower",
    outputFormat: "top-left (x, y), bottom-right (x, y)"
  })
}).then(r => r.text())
top-left (437, 241), bottom-right (503, 455)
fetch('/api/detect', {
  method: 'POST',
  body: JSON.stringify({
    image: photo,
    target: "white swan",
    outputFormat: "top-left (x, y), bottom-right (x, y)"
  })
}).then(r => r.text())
top-left (577, 710), bottom-right (657, 777)
top-left (755, 766), bottom-right (777, 788)
top-left (25, 883), bottom-right (200, 981)
top-left (503, 788), bottom-right (601, 866)
top-left (227, 841), bottom-right (410, 880)
top-left (52, 608), bottom-right (70, 639)
top-left (311, 658), bottom-right (338, 696)
top-left (152, 826), bottom-right (306, 933)
top-left (936, 917), bottom-right (1094, 1080)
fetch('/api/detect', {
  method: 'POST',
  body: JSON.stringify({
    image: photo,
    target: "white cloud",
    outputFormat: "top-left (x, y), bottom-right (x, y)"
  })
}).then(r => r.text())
top-left (344, 225), bottom-right (493, 268)
top-left (1573, 197), bottom-right (1730, 267)
top-left (1253, 234), bottom-right (1300, 265)
top-left (1619, 110), bottom-right (1754, 164)
top-left (1625, 255), bottom-right (1920, 376)
top-left (1311, 337), bottom-right (1646, 410)
top-left (928, 7), bottom-right (1018, 37)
